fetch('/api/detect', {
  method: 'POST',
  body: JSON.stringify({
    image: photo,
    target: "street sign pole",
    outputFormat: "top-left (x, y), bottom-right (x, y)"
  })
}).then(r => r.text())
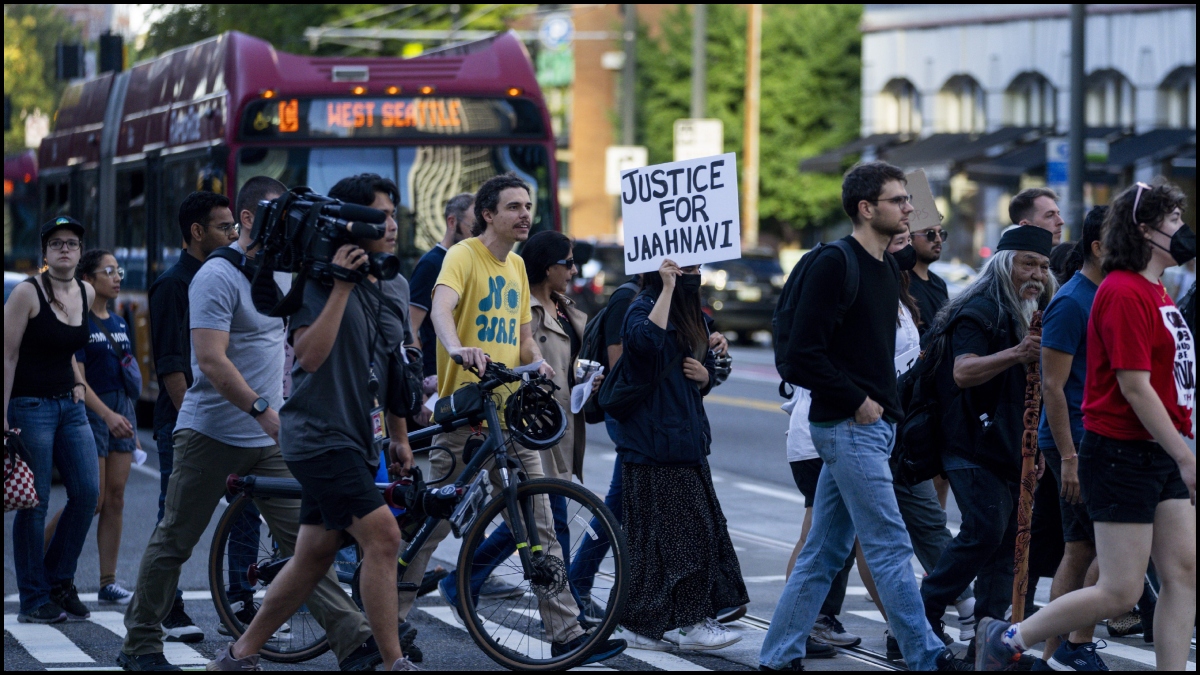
top-left (742, 4), bottom-right (762, 249)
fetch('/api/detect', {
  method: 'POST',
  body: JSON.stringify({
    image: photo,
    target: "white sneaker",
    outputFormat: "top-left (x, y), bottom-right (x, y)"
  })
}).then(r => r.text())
top-left (613, 625), bottom-right (671, 651)
top-left (664, 618), bottom-right (742, 651)
top-left (955, 597), bottom-right (976, 642)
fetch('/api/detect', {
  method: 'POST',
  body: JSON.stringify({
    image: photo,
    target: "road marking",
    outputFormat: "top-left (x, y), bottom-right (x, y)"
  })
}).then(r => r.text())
top-left (705, 394), bottom-right (785, 414)
top-left (733, 481), bottom-right (805, 504)
top-left (421, 606), bottom-right (615, 671)
top-left (130, 463), bottom-right (159, 479)
top-left (87, 611), bottom-right (208, 666)
top-left (3, 615), bottom-right (94, 663)
top-left (743, 575), bottom-right (788, 583)
top-left (727, 528), bottom-right (795, 551)
top-left (6, 590), bottom-right (222, 604)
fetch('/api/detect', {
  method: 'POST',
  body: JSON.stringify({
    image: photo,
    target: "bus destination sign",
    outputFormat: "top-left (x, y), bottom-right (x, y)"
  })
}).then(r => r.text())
top-left (241, 97), bottom-right (536, 140)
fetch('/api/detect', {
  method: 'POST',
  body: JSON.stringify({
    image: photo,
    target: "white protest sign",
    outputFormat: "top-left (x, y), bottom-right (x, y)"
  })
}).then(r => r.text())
top-left (905, 169), bottom-right (941, 232)
top-left (620, 152), bottom-right (741, 275)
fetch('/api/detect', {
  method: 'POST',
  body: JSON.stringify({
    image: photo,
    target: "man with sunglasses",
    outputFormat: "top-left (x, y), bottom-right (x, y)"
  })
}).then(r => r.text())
top-left (909, 225), bottom-right (950, 337)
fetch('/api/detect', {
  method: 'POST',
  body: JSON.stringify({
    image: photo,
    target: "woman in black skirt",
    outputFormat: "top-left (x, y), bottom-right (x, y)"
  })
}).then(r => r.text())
top-left (611, 258), bottom-right (748, 651)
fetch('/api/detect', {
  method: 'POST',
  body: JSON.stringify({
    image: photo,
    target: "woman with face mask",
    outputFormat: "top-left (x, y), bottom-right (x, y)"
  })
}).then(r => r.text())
top-left (4, 217), bottom-right (101, 624)
top-left (609, 258), bottom-right (749, 652)
top-left (975, 180), bottom-right (1196, 672)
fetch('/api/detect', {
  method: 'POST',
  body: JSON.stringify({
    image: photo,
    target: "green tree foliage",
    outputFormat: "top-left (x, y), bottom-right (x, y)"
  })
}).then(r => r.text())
top-left (3, 5), bottom-right (81, 154)
top-left (636, 5), bottom-right (862, 234)
top-left (143, 4), bottom-right (528, 58)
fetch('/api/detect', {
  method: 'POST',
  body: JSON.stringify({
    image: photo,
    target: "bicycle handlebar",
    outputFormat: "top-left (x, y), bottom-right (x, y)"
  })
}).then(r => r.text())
top-left (451, 353), bottom-right (555, 391)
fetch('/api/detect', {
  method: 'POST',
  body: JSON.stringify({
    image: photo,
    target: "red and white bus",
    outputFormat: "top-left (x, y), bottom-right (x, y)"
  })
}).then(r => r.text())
top-left (25, 30), bottom-right (558, 405)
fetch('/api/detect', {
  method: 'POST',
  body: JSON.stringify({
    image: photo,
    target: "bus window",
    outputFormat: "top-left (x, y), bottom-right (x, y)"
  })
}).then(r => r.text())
top-left (4, 173), bottom-right (41, 272)
top-left (159, 154), bottom-right (207, 270)
top-left (77, 169), bottom-right (100, 251)
top-left (115, 168), bottom-right (148, 290)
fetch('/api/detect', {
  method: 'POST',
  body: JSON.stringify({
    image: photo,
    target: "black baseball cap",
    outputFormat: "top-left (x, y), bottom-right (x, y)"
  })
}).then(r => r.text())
top-left (40, 216), bottom-right (85, 247)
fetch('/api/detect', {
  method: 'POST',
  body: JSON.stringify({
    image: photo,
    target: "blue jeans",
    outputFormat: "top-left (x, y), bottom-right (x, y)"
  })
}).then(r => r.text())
top-left (760, 419), bottom-right (945, 671)
top-left (443, 495), bottom-right (577, 610)
top-left (8, 396), bottom-right (100, 614)
top-left (569, 416), bottom-right (624, 600)
top-left (156, 422), bottom-right (261, 602)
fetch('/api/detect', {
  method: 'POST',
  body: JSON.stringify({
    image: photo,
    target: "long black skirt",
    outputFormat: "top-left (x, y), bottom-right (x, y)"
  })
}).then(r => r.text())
top-left (620, 460), bottom-right (749, 639)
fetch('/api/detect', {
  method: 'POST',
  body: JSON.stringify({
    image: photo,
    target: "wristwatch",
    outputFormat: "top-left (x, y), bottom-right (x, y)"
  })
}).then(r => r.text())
top-left (248, 397), bottom-right (270, 418)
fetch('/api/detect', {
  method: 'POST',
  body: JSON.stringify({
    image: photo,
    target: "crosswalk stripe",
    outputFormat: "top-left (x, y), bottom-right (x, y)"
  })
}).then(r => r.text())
top-left (87, 611), bottom-right (208, 666)
top-left (4, 590), bottom-right (217, 604)
top-left (422, 606), bottom-right (615, 671)
top-left (3, 615), bottom-right (94, 664)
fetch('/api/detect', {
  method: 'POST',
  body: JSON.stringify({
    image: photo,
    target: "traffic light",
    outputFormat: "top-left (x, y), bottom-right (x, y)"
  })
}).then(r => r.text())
top-left (56, 42), bottom-right (84, 80)
top-left (99, 33), bottom-right (124, 74)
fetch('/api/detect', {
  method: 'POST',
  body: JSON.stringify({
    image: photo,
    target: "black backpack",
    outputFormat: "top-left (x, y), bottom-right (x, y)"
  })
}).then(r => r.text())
top-left (891, 332), bottom-right (951, 486)
top-left (578, 281), bottom-right (640, 424)
top-left (771, 240), bottom-right (859, 397)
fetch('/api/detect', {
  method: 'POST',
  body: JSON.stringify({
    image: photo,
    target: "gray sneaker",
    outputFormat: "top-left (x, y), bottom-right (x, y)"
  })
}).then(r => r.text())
top-left (390, 657), bottom-right (420, 671)
top-left (206, 646), bottom-right (261, 671)
top-left (812, 614), bottom-right (861, 647)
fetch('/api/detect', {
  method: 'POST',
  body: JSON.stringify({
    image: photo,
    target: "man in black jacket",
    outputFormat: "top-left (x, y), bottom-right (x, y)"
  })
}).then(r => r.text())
top-left (920, 226), bottom-right (1055, 648)
top-left (759, 162), bottom-right (965, 672)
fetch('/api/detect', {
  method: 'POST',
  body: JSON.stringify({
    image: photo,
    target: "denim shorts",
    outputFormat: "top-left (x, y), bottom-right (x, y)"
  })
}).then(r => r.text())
top-left (1079, 431), bottom-right (1190, 524)
top-left (286, 449), bottom-right (386, 531)
top-left (86, 391), bottom-right (137, 457)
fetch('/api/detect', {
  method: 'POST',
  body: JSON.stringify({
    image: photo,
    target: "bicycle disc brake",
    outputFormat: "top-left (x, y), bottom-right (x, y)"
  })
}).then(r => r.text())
top-left (528, 553), bottom-right (568, 601)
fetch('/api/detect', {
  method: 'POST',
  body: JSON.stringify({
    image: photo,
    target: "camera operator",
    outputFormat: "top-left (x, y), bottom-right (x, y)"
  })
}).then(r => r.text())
top-left (223, 174), bottom-right (417, 672)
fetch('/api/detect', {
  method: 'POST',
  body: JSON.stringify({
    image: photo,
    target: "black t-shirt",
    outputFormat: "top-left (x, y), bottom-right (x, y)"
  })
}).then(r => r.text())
top-left (909, 271), bottom-right (949, 336)
top-left (785, 236), bottom-right (903, 423)
top-left (409, 245), bottom-right (447, 377)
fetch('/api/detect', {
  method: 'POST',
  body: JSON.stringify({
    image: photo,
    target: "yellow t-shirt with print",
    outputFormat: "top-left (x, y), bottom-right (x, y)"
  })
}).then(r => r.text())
top-left (434, 237), bottom-right (533, 403)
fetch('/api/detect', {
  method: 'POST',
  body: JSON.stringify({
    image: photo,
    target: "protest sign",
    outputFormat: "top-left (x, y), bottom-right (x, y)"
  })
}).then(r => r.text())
top-left (620, 152), bottom-right (741, 275)
top-left (905, 169), bottom-right (941, 232)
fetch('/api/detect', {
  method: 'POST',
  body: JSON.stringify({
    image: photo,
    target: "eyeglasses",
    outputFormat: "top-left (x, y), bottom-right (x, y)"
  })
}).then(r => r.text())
top-left (1132, 181), bottom-right (1151, 226)
top-left (916, 229), bottom-right (948, 243)
top-left (869, 194), bottom-right (914, 206)
top-left (100, 265), bottom-right (125, 280)
top-left (212, 223), bottom-right (240, 236)
top-left (47, 239), bottom-right (81, 251)
top-left (553, 258), bottom-right (575, 269)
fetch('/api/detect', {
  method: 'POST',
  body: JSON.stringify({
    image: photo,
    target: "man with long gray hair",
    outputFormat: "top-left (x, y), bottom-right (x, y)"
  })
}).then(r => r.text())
top-left (919, 226), bottom-right (1056, 659)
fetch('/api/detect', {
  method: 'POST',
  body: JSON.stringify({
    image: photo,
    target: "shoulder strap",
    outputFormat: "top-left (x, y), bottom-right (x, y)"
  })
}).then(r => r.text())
top-left (828, 240), bottom-right (860, 324)
top-left (361, 280), bottom-right (412, 343)
top-left (89, 311), bottom-right (129, 359)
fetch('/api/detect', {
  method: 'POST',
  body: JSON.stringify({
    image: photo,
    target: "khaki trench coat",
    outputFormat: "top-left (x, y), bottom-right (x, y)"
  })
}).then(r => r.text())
top-left (529, 291), bottom-right (588, 481)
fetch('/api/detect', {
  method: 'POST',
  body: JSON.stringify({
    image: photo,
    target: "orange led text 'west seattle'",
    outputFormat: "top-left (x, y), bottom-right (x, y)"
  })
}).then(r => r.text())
top-left (323, 99), bottom-right (463, 129)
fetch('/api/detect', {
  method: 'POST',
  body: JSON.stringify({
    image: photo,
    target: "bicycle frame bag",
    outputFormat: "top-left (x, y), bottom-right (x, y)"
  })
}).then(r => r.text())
top-left (433, 383), bottom-right (486, 430)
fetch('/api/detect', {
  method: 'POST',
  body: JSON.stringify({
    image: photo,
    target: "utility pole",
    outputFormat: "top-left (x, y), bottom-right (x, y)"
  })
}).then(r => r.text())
top-left (742, 4), bottom-right (762, 248)
top-left (621, 4), bottom-right (637, 146)
top-left (691, 4), bottom-right (707, 119)
top-left (1067, 4), bottom-right (1086, 232)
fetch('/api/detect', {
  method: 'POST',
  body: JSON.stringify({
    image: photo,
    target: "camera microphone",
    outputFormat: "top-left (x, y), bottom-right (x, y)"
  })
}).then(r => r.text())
top-left (343, 221), bottom-right (386, 239)
top-left (322, 203), bottom-right (387, 224)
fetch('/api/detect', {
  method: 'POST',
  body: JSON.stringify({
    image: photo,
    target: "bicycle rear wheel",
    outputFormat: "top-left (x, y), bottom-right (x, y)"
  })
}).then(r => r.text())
top-left (457, 477), bottom-right (629, 671)
top-left (208, 493), bottom-right (331, 663)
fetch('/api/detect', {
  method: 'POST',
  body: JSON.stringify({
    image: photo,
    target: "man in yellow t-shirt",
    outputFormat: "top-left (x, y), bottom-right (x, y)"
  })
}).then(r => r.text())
top-left (396, 175), bottom-right (623, 662)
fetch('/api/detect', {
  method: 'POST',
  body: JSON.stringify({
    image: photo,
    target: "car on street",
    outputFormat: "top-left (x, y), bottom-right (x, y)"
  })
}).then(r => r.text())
top-left (570, 243), bottom-right (636, 317)
top-left (700, 252), bottom-right (786, 343)
top-left (4, 271), bottom-right (28, 302)
top-left (929, 260), bottom-right (977, 298)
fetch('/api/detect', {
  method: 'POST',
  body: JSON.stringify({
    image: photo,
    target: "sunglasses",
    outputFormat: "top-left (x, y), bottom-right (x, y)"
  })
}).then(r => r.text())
top-left (553, 258), bottom-right (575, 269)
top-left (915, 229), bottom-right (948, 243)
top-left (1132, 181), bottom-right (1151, 226)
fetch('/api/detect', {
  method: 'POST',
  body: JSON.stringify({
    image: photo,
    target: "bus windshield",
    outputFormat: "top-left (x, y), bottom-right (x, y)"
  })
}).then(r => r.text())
top-left (232, 143), bottom-right (551, 271)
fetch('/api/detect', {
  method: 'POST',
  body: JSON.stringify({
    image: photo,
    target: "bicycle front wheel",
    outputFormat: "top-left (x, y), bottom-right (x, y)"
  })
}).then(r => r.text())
top-left (457, 477), bottom-right (629, 671)
top-left (208, 493), bottom-right (331, 663)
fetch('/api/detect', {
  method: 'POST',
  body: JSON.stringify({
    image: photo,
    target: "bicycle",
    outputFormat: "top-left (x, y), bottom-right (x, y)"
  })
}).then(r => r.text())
top-left (208, 358), bottom-right (629, 671)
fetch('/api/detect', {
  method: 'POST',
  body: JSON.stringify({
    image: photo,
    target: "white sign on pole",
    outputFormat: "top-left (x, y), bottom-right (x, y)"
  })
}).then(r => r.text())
top-left (620, 152), bottom-right (741, 275)
top-left (605, 146), bottom-right (648, 196)
top-left (673, 118), bottom-right (724, 162)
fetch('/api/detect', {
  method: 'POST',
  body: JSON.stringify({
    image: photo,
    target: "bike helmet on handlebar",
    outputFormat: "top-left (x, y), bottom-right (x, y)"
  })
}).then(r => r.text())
top-left (504, 381), bottom-right (568, 450)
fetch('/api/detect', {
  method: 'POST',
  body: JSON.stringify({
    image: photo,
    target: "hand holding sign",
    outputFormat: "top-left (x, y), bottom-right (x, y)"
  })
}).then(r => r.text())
top-left (621, 152), bottom-right (742, 275)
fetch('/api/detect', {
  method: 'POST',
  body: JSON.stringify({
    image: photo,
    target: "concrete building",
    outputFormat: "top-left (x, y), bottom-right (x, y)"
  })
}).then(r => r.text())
top-left (806, 4), bottom-right (1195, 262)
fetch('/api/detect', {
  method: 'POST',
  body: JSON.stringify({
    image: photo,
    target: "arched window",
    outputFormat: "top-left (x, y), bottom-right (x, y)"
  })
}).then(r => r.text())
top-left (1004, 72), bottom-right (1057, 128)
top-left (1159, 66), bottom-right (1196, 129)
top-left (937, 75), bottom-right (986, 133)
top-left (1085, 70), bottom-right (1135, 128)
top-left (876, 78), bottom-right (922, 134)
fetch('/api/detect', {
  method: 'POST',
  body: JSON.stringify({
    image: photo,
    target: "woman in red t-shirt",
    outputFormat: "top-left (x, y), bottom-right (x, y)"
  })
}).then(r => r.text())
top-left (975, 181), bottom-right (1197, 672)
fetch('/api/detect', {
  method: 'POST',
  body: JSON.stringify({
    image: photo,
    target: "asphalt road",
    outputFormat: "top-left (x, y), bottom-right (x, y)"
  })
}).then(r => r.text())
top-left (5, 345), bottom-right (1190, 671)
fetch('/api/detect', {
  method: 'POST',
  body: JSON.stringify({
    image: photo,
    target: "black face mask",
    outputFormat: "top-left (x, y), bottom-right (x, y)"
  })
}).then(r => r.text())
top-left (1152, 225), bottom-right (1196, 266)
top-left (892, 244), bottom-right (917, 272)
top-left (677, 274), bottom-right (702, 294)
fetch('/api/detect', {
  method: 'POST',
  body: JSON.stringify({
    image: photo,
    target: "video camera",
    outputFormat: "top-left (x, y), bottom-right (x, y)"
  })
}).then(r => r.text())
top-left (249, 187), bottom-right (400, 288)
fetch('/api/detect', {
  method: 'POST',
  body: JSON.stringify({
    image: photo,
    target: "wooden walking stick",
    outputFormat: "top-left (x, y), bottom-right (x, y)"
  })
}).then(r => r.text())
top-left (1011, 309), bottom-right (1043, 623)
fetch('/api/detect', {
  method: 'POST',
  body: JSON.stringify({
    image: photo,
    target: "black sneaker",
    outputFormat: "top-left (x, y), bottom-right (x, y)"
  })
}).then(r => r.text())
top-left (551, 634), bottom-right (626, 664)
top-left (162, 596), bottom-right (204, 643)
top-left (17, 601), bottom-right (67, 624)
top-left (806, 636), bottom-right (836, 659)
top-left (339, 636), bottom-right (384, 672)
top-left (399, 621), bottom-right (422, 663)
top-left (936, 648), bottom-right (974, 671)
top-left (760, 658), bottom-right (805, 670)
top-left (886, 630), bottom-right (903, 660)
top-left (217, 598), bottom-right (290, 637)
top-left (50, 582), bottom-right (90, 621)
top-left (116, 651), bottom-right (183, 671)
top-left (934, 620), bottom-right (955, 646)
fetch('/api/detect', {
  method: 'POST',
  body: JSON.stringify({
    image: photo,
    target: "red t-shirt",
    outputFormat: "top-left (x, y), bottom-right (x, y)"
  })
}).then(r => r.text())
top-left (1083, 270), bottom-right (1196, 440)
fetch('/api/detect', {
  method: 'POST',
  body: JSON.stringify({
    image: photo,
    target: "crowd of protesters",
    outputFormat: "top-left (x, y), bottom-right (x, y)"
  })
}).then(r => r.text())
top-left (4, 158), bottom-right (1193, 673)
